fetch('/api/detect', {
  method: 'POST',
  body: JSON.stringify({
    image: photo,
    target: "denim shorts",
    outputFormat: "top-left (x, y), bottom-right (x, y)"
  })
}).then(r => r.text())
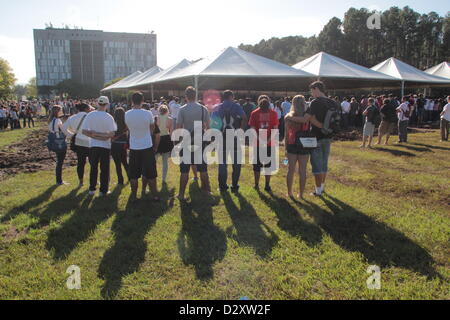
top-left (310, 139), bottom-right (332, 175)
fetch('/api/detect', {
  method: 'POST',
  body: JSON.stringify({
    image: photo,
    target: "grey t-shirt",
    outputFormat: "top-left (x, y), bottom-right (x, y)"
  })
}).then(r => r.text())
top-left (177, 102), bottom-right (210, 132)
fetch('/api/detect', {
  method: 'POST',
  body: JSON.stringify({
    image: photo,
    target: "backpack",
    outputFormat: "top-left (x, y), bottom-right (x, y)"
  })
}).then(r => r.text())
top-left (320, 98), bottom-right (341, 136)
top-left (369, 106), bottom-right (381, 125)
top-left (221, 104), bottom-right (242, 132)
top-left (47, 119), bottom-right (67, 153)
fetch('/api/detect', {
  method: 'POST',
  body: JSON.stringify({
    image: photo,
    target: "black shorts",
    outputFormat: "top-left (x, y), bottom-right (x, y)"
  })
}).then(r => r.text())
top-left (179, 149), bottom-right (208, 174)
top-left (129, 148), bottom-right (157, 180)
top-left (253, 145), bottom-right (273, 172)
top-left (286, 144), bottom-right (311, 156)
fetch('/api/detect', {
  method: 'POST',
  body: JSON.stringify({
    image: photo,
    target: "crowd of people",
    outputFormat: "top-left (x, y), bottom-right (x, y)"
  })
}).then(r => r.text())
top-left (2, 81), bottom-right (450, 202)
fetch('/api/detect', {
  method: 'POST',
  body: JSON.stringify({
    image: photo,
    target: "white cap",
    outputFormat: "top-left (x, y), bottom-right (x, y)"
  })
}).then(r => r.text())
top-left (98, 96), bottom-right (110, 105)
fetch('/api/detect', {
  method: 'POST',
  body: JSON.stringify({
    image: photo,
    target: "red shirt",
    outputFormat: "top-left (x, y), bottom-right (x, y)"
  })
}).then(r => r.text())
top-left (248, 108), bottom-right (279, 146)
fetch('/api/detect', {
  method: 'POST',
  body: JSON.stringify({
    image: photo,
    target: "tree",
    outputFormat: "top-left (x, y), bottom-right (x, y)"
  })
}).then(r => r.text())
top-left (26, 77), bottom-right (38, 98)
top-left (0, 57), bottom-right (16, 99)
top-left (55, 79), bottom-right (101, 99)
top-left (14, 84), bottom-right (27, 98)
top-left (239, 7), bottom-right (449, 71)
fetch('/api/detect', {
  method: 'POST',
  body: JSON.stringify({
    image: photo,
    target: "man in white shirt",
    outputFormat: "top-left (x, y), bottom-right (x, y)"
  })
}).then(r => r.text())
top-left (169, 97), bottom-right (181, 130)
top-left (63, 103), bottom-right (93, 186)
top-left (396, 96), bottom-right (411, 143)
top-left (440, 96), bottom-right (450, 142)
top-left (341, 97), bottom-right (351, 129)
top-left (82, 96), bottom-right (117, 196)
top-left (125, 92), bottom-right (159, 202)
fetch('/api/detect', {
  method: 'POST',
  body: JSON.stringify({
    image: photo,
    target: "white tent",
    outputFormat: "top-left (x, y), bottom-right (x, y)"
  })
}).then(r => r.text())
top-left (150, 47), bottom-right (314, 94)
top-left (424, 62), bottom-right (450, 79)
top-left (118, 66), bottom-right (164, 89)
top-left (129, 59), bottom-right (192, 89)
top-left (101, 71), bottom-right (143, 92)
top-left (292, 52), bottom-right (398, 90)
top-left (293, 52), bottom-right (396, 80)
top-left (371, 58), bottom-right (450, 96)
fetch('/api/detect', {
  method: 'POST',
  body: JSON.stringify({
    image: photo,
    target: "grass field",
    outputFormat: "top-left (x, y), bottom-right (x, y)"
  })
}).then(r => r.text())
top-left (0, 130), bottom-right (449, 300)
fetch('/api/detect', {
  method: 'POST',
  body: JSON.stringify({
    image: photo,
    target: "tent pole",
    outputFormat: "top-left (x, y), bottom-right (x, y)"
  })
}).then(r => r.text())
top-left (401, 81), bottom-right (405, 97)
top-left (194, 76), bottom-right (199, 101)
top-left (150, 84), bottom-right (154, 102)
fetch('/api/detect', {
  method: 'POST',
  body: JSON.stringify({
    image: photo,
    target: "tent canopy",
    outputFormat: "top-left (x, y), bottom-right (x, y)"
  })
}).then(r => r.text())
top-left (293, 52), bottom-right (396, 81)
top-left (128, 59), bottom-right (192, 89)
top-left (425, 62), bottom-right (450, 79)
top-left (148, 47), bottom-right (314, 91)
top-left (371, 58), bottom-right (450, 84)
top-left (117, 66), bottom-right (164, 89)
top-left (101, 71), bottom-right (143, 92)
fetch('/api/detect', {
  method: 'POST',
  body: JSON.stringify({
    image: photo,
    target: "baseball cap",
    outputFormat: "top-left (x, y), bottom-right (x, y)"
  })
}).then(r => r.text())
top-left (98, 96), bottom-right (110, 105)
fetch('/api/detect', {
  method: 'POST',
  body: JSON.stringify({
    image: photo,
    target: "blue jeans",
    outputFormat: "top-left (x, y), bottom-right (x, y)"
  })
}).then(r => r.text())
top-left (310, 139), bottom-right (332, 175)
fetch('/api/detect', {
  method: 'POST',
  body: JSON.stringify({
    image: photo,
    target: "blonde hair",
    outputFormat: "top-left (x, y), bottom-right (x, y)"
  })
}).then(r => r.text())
top-left (290, 95), bottom-right (307, 117)
top-left (159, 104), bottom-right (169, 115)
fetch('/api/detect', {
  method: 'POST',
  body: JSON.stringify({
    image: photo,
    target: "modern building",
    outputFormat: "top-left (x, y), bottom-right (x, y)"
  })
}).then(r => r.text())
top-left (33, 28), bottom-right (157, 92)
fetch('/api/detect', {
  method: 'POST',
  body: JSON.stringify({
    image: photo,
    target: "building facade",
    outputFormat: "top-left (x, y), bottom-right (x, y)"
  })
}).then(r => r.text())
top-left (33, 28), bottom-right (157, 91)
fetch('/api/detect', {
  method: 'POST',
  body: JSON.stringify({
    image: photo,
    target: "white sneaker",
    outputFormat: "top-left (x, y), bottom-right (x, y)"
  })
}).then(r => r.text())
top-left (100, 191), bottom-right (111, 197)
top-left (89, 191), bottom-right (96, 196)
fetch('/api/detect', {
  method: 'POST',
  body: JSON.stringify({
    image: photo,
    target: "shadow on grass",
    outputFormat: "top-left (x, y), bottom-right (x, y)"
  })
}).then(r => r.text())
top-left (410, 142), bottom-right (450, 151)
top-left (0, 185), bottom-right (58, 223)
top-left (373, 147), bottom-right (416, 157)
top-left (257, 192), bottom-right (323, 247)
top-left (46, 185), bottom-right (124, 261)
top-left (395, 144), bottom-right (432, 153)
top-left (299, 195), bottom-right (440, 279)
top-left (98, 183), bottom-right (175, 299)
top-left (222, 192), bottom-right (278, 258)
top-left (177, 182), bottom-right (227, 281)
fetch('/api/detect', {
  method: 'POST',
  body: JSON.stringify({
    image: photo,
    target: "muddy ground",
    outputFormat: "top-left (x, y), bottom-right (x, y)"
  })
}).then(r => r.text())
top-left (0, 125), bottom-right (77, 181)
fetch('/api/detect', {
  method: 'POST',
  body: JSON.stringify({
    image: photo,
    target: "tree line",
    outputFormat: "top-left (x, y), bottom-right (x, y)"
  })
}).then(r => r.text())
top-left (239, 6), bottom-right (450, 70)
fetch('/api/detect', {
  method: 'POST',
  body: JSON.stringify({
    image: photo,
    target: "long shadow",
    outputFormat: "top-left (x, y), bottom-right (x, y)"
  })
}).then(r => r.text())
top-left (1, 185), bottom-right (58, 223)
top-left (410, 142), bottom-right (450, 151)
top-left (30, 187), bottom-right (87, 228)
top-left (395, 144), bottom-right (432, 153)
top-left (299, 195), bottom-right (439, 279)
top-left (177, 183), bottom-right (227, 281)
top-left (222, 192), bottom-right (278, 258)
top-left (373, 147), bottom-right (416, 157)
top-left (257, 192), bottom-right (323, 247)
top-left (98, 184), bottom-right (175, 299)
top-left (46, 185), bottom-right (124, 260)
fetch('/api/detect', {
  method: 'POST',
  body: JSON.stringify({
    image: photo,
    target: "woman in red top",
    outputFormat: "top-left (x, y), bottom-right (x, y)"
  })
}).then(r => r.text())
top-left (284, 95), bottom-right (311, 199)
top-left (248, 98), bottom-right (279, 192)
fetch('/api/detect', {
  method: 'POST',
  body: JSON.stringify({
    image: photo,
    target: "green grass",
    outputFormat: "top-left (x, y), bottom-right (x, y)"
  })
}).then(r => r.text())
top-left (0, 121), bottom-right (43, 150)
top-left (0, 131), bottom-right (449, 300)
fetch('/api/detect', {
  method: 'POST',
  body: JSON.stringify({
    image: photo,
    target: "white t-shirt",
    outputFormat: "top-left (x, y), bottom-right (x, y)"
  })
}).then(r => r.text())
top-left (125, 108), bottom-right (155, 150)
top-left (441, 104), bottom-right (450, 121)
top-left (170, 103), bottom-right (181, 119)
top-left (397, 103), bottom-right (410, 121)
top-left (82, 111), bottom-right (117, 149)
top-left (62, 112), bottom-right (91, 148)
top-left (48, 118), bottom-right (63, 133)
top-left (341, 101), bottom-right (351, 114)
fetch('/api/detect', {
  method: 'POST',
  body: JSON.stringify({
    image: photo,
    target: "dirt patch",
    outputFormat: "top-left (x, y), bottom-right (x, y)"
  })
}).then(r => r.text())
top-left (1, 225), bottom-right (29, 242)
top-left (334, 129), bottom-right (363, 141)
top-left (0, 123), bottom-right (77, 181)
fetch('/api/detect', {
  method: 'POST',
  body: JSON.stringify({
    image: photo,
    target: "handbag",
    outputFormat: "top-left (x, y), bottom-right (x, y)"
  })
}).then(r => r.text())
top-left (47, 119), bottom-right (67, 153)
top-left (70, 114), bottom-right (87, 152)
top-left (295, 122), bottom-right (317, 150)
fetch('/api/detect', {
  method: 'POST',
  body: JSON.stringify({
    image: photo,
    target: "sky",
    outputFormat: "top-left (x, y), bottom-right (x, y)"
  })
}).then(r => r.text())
top-left (0, 0), bottom-right (448, 84)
